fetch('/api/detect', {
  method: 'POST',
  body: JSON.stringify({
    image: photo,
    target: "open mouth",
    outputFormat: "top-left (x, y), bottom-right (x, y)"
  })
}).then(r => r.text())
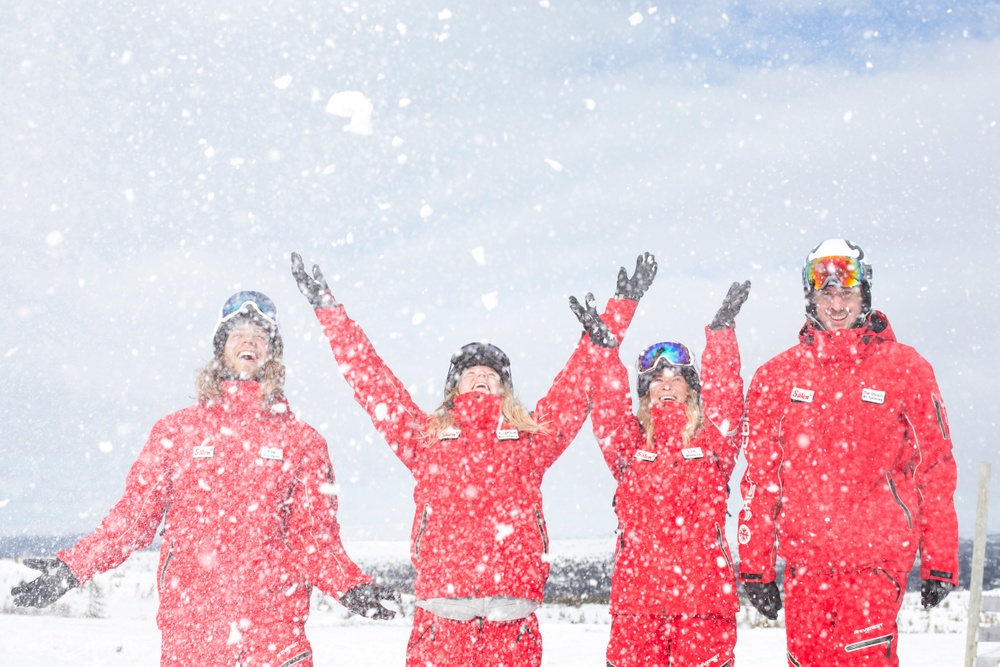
top-left (238, 350), bottom-right (258, 362)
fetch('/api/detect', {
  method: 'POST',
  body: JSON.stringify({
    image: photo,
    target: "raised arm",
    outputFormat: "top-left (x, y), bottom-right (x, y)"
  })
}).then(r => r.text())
top-left (291, 252), bottom-right (427, 467)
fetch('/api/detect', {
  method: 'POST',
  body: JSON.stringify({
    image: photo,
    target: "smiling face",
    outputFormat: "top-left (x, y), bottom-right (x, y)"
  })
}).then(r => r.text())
top-left (456, 365), bottom-right (503, 396)
top-left (814, 285), bottom-right (865, 331)
top-left (647, 368), bottom-right (691, 404)
top-left (222, 322), bottom-right (272, 379)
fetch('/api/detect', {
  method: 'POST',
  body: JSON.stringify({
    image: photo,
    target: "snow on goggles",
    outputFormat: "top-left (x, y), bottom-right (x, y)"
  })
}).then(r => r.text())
top-left (637, 341), bottom-right (694, 375)
top-left (218, 291), bottom-right (278, 327)
top-left (805, 256), bottom-right (863, 291)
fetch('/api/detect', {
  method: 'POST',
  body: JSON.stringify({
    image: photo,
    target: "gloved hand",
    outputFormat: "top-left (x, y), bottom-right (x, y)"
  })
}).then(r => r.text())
top-left (743, 580), bottom-right (782, 620)
top-left (339, 582), bottom-right (400, 621)
top-left (290, 252), bottom-right (338, 309)
top-left (569, 293), bottom-right (618, 348)
top-left (615, 252), bottom-right (658, 302)
top-left (11, 558), bottom-right (80, 608)
top-left (709, 280), bottom-right (751, 330)
top-left (921, 579), bottom-right (953, 609)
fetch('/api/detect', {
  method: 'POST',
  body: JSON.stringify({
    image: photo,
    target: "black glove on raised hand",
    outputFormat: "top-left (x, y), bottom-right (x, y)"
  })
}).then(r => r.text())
top-left (569, 293), bottom-right (618, 348)
top-left (290, 252), bottom-right (338, 309)
top-left (339, 582), bottom-right (400, 621)
top-left (743, 580), bottom-right (782, 620)
top-left (709, 280), bottom-right (751, 330)
top-left (615, 252), bottom-right (658, 302)
top-left (11, 558), bottom-right (80, 608)
top-left (920, 579), bottom-right (953, 609)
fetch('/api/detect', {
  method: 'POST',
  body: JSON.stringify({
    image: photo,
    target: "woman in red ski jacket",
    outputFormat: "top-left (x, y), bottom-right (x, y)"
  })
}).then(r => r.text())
top-left (291, 252), bottom-right (657, 667)
top-left (574, 281), bottom-right (749, 667)
top-left (11, 291), bottom-right (395, 667)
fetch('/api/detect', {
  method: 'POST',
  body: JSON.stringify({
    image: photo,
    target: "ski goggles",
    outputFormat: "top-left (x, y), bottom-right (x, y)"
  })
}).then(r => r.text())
top-left (805, 255), bottom-right (864, 291)
top-left (637, 341), bottom-right (694, 375)
top-left (217, 291), bottom-right (279, 327)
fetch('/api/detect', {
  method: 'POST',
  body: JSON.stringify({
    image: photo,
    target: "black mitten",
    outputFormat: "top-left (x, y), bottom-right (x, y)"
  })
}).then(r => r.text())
top-left (339, 582), bottom-right (400, 621)
top-left (569, 293), bottom-right (618, 348)
top-left (709, 280), bottom-right (751, 330)
top-left (615, 252), bottom-right (658, 302)
top-left (290, 252), bottom-right (338, 308)
top-left (743, 580), bottom-right (782, 620)
top-left (920, 579), bottom-right (953, 609)
top-left (11, 558), bottom-right (80, 608)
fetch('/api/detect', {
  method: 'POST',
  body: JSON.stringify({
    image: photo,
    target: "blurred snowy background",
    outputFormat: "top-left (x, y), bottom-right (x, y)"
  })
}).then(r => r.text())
top-left (2, 1), bottom-right (999, 556)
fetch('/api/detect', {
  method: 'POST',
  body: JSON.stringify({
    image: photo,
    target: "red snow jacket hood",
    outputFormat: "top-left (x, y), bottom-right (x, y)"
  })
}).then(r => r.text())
top-left (738, 312), bottom-right (959, 585)
top-left (60, 380), bottom-right (371, 633)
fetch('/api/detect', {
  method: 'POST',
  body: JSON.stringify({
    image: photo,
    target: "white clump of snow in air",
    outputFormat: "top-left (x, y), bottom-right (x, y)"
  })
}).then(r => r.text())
top-left (544, 158), bottom-right (564, 172)
top-left (98, 441), bottom-right (113, 454)
top-left (628, 12), bottom-right (643, 26)
top-left (325, 91), bottom-right (374, 135)
top-left (471, 246), bottom-right (486, 265)
top-left (419, 204), bottom-right (433, 219)
top-left (45, 231), bottom-right (64, 246)
top-left (412, 313), bottom-right (426, 325)
top-left (482, 292), bottom-right (499, 310)
top-left (274, 75), bottom-right (293, 89)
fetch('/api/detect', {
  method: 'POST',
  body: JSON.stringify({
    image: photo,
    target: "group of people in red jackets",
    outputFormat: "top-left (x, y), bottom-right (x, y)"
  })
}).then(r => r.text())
top-left (12, 238), bottom-right (958, 667)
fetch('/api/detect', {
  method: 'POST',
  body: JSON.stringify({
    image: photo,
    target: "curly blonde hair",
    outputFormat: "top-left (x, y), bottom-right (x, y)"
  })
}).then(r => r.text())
top-left (195, 356), bottom-right (286, 409)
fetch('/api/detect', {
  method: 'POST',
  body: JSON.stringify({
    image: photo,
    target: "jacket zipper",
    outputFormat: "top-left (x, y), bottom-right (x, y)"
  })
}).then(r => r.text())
top-left (534, 509), bottom-right (549, 554)
top-left (414, 505), bottom-right (430, 560)
top-left (159, 540), bottom-right (174, 590)
top-left (886, 475), bottom-right (913, 531)
top-left (715, 524), bottom-right (735, 576)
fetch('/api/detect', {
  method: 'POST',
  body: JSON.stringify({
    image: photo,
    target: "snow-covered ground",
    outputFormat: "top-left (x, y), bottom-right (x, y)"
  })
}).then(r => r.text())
top-left (0, 544), bottom-right (983, 665)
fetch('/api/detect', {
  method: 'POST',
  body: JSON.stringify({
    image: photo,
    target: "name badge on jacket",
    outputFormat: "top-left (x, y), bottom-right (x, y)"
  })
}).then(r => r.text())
top-left (259, 446), bottom-right (283, 461)
top-left (681, 447), bottom-right (704, 460)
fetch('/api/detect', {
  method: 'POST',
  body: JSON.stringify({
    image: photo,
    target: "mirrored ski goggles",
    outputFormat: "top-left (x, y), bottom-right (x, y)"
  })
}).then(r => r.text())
top-left (218, 291), bottom-right (278, 326)
top-left (805, 256), bottom-right (864, 291)
top-left (637, 341), bottom-right (694, 374)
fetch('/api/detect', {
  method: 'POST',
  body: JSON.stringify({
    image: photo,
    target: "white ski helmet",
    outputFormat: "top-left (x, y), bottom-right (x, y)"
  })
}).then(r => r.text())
top-left (802, 238), bottom-right (873, 327)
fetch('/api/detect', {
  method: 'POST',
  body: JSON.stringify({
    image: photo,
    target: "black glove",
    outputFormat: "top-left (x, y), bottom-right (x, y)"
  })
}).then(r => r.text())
top-left (11, 558), bottom-right (80, 608)
top-left (709, 280), bottom-right (751, 330)
top-left (615, 252), bottom-right (658, 302)
top-left (743, 580), bottom-right (782, 620)
top-left (921, 579), bottom-right (953, 609)
top-left (290, 252), bottom-right (338, 309)
top-left (569, 293), bottom-right (618, 348)
top-left (339, 582), bottom-right (400, 621)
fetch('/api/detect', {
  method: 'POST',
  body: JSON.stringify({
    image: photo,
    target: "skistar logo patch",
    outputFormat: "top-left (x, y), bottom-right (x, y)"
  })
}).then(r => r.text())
top-left (790, 387), bottom-right (814, 403)
top-left (635, 450), bottom-right (657, 462)
top-left (861, 388), bottom-right (886, 404)
top-left (192, 446), bottom-right (215, 459)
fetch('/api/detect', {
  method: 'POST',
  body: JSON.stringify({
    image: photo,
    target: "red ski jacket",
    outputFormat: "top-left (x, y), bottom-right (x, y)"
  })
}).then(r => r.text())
top-left (315, 304), bottom-right (600, 603)
top-left (59, 381), bottom-right (371, 633)
top-left (590, 298), bottom-right (744, 615)
top-left (737, 312), bottom-right (959, 586)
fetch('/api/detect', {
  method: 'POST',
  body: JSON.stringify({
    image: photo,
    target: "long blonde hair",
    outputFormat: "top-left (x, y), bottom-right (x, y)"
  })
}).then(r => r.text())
top-left (424, 387), bottom-right (549, 439)
top-left (636, 380), bottom-right (703, 446)
top-left (195, 357), bottom-right (286, 409)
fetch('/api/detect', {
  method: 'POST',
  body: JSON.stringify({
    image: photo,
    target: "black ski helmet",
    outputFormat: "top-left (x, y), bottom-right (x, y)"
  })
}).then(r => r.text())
top-left (212, 291), bottom-right (284, 359)
top-left (802, 238), bottom-right (873, 328)
top-left (444, 341), bottom-right (512, 397)
top-left (635, 341), bottom-right (701, 399)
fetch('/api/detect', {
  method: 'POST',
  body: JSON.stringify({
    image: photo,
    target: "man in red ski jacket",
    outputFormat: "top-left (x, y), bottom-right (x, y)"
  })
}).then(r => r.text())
top-left (11, 291), bottom-right (396, 667)
top-left (738, 239), bottom-right (959, 666)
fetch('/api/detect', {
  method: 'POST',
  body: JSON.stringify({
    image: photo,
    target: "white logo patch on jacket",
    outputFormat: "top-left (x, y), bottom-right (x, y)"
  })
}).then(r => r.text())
top-left (790, 387), bottom-right (814, 403)
top-left (192, 446), bottom-right (215, 459)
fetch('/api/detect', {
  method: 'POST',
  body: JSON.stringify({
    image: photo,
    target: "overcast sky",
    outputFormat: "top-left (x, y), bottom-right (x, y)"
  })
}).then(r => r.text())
top-left (3, 1), bottom-right (999, 551)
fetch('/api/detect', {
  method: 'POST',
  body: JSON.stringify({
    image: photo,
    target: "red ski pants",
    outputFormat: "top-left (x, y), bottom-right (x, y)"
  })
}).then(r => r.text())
top-left (160, 621), bottom-right (312, 667)
top-left (405, 607), bottom-right (542, 667)
top-left (783, 564), bottom-right (907, 666)
top-left (606, 612), bottom-right (736, 667)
